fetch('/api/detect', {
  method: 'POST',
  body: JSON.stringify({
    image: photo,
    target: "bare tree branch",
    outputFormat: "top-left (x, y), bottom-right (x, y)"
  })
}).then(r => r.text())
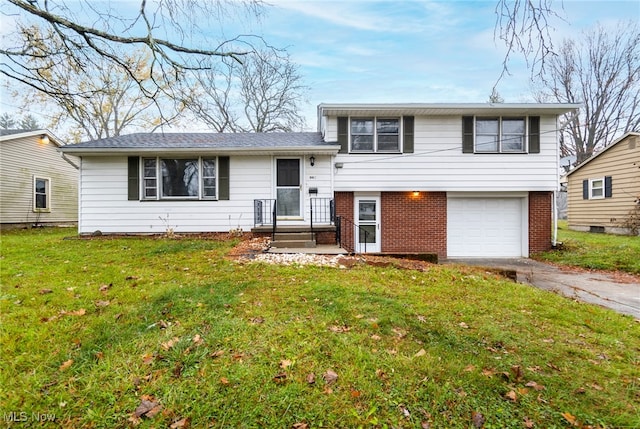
top-left (494, 0), bottom-right (565, 84)
top-left (1, 0), bottom-right (265, 125)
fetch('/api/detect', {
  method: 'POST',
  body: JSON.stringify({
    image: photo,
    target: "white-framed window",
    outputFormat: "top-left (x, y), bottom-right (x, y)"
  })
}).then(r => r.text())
top-left (590, 178), bottom-right (605, 199)
top-left (350, 117), bottom-right (400, 152)
top-left (33, 176), bottom-right (50, 212)
top-left (142, 157), bottom-right (217, 200)
top-left (475, 117), bottom-right (526, 153)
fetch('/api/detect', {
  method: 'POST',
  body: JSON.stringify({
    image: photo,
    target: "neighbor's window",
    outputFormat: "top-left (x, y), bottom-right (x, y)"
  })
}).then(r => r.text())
top-left (142, 157), bottom-right (216, 200)
top-left (590, 178), bottom-right (604, 199)
top-left (33, 177), bottom-right (50, 211)
top-left (475, 117), bottom-right (525, 153)
top-left (351, 117), bottom-right (400, 152)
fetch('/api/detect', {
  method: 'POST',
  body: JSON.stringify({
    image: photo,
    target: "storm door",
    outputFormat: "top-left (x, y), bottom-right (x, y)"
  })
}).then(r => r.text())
top-left (355, 195), bottom-right (381, 253)
top-left (276, 158), bottom-right (301, 218)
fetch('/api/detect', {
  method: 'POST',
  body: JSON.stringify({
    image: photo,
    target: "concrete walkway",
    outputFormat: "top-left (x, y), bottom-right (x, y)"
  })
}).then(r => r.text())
top-left (444, 258), bottom-right (640, 319)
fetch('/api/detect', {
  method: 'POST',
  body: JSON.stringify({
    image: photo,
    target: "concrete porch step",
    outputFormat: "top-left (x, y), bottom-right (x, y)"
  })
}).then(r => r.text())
top-left (271, 232), bottom-right (316, 248)
top-left (270, 239), bottom-right (317, 248)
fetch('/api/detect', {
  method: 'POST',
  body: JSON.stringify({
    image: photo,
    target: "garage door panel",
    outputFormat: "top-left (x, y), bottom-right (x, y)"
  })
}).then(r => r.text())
top-left (447, 197), bottom-right (525, 258)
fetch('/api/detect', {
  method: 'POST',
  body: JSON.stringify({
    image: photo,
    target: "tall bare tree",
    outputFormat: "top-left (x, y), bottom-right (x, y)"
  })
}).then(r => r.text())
top-left (185, 49), bottom-right (308, 132)
top-left (1, 0), bottom-right (265, 124)
top-left (535, 22), bottom-right (640, 163)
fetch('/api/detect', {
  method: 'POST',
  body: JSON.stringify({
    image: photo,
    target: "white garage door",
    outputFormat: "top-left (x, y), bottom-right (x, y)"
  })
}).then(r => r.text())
top-left (447, 197), bottom-right (525, 258)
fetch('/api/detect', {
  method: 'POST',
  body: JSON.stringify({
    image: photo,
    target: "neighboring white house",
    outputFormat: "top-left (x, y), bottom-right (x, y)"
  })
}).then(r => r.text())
top-left (60, 103), bottom-right (580, 259)
top-left (0, 130), bottom-right (79, 228)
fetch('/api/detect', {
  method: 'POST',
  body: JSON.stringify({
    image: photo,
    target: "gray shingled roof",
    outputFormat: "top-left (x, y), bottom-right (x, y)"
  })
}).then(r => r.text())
top-left (64, 132), bottom-right (334, 149)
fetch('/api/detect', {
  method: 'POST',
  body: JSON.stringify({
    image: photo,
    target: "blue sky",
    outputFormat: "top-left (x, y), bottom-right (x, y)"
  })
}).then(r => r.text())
top-left (1, 0), bottom-right (638, 132)
top-left (249, 0), bottom-right (639, 129)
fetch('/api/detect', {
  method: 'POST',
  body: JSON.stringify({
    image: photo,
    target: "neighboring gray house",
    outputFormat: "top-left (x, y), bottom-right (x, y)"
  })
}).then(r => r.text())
top-left (0, 130), bottom-right (79, 228)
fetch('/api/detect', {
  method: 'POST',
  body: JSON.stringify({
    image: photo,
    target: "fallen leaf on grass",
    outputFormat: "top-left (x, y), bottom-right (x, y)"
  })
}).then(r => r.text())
top-left (504, 390), bottom-right (517, 402)
top-left (306, 373), bottom-right (316, 385)
top-left (210, 350), bottom-right (225, 359)
top-left (471, 411), bottom-right (485, 428)
top-left (546, 362), bottom-right (561, 371)
top-left (561, 412), bottom-right (577, 426)
top-left (464, 365), bottom-right (476, 372)
top-left (459, 322), bottom-right (469, 329)
top-left (329, 325), bottom-right (351, 333)
top-left (375, 369), bottom-right (388, 380)
top-left (280, 359), bottom-right (292, 369)
top-left (414, 349), bottom-right (427, 358)
top-left (323, 369), bottom-right (338, 384)
top-left (99, 283), bottom-right (111, 292)
top-left (59, 359), bottom-right (73, 371)
top-left (370, 334), bottom-right (381, 341)
top-left (142, 353), bottom-right (155, 365)
top-left (220, 377), bottom-right (230, 385)
top-left (273, 373), bottom-right (287, 383)
top-left (133, 397), bottom-right (162, 419)
top-left (170, 417), bottom-right (190, 428)
top-left (482, 368), bottom-right (497, 377)
top-left (250, 317), bottom-right (265, 324)
top-left (511, 365), bottom-right (524, 382)
top-left (161, 337), bottom-right (180, 351)
top-left (292, 423), bottom-right (308, 429)
top-left (350, 389), bottom-right (361, 398)
top-left (95, 300), bottom-right (110, 307)
top-left (39, 289), bottom-right (53, 294)
top-left (523, 416), bottom-right (535, 428)
top-left (525, 381), bottom-right (545, 391)
top-left (192, 334), bottom-right (203, 345)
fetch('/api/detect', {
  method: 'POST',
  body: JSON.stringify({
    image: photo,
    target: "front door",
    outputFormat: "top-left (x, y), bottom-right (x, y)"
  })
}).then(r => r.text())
top-left (276, 158), bottom-right (301, 218)
top-left (355, 195), bottom-right (381, 253)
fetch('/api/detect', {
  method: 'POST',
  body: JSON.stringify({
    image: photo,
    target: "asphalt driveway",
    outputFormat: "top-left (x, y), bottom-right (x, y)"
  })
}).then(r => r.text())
top-left (444, 258), bottom-right (640, 319)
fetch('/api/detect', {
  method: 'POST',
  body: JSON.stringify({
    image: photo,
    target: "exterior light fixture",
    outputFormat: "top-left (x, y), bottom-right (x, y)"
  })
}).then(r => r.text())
top-left (310, 155), bottom-right (315, 166)
top-left (40, 134), bottom-right (50, 145)
top-left (412, 191), bottom-right (420, 197)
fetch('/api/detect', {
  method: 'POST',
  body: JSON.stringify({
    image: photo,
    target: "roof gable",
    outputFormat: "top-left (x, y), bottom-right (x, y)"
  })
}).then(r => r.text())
top-left (566, 132), bottom-right (640, 176)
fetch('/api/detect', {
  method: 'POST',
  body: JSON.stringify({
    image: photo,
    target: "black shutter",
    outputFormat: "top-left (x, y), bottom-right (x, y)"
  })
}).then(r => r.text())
top-left (583, 179), bottom-right (589, 199)
top-left (403, 116), bottom-right (414, 153)
top-left (127, 157), bottom-right (139, 200)
top-left (462, 116), bottom-right (474, 153)
top-left (337, 117), bottom-right (348, 153)
top-left (604, 176), bottom-right (612, 198)
top-left (218, 156), bottom-right (230, 200)
top-left (529, 116), bottom-right (540, 153)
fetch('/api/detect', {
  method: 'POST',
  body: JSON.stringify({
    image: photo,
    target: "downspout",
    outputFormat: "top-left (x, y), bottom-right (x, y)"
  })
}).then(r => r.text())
top-left (552, 114), bottom-right (560, 247)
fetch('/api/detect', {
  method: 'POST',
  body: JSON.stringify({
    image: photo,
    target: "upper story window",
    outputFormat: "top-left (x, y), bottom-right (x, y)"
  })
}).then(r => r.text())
top-left (462, 116), bottom-right (539, 154)
top-left (350, 117), bottom-right (400, 153)
top-left (33, 176), bottom-right (50, 212)
top-left (142, 157), bottom-right (217, 200)
top-left (475, 117), bottom-right (526, 153)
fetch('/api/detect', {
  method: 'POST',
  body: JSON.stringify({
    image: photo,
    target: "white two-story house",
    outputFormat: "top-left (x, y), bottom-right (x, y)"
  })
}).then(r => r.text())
top-left (60, 103), bottom-right (579, 259)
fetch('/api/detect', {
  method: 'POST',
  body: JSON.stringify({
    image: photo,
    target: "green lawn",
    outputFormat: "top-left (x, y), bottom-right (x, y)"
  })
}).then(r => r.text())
top-left (1, 228), bottom-right (639, 428)
top-left (535, 221), bottom-right (640, 274)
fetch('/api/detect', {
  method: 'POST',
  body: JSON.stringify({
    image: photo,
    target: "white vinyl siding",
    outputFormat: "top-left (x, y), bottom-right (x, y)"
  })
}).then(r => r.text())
top-left (329, 115), bottom-right (560, 192)
top-left (0, 134), bottom-right (78, 224)
top-left (76, 154), bottom-right (334, 234)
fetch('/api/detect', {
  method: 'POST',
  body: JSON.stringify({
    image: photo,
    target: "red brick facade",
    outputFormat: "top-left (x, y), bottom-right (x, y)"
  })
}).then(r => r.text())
top-left (381, 192), bottom-right (447, 259)
top-left (334, 191), bottom-right (447, 259)
top-left (528, 191), bottom-right (553, 254)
